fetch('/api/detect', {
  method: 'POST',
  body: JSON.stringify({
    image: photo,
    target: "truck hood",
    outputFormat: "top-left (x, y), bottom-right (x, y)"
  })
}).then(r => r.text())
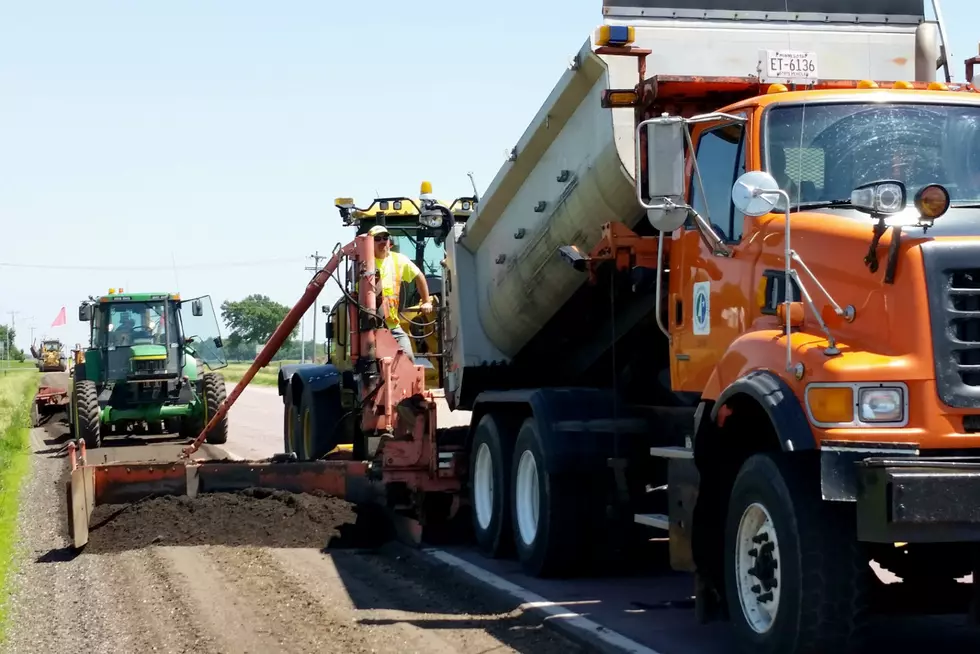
top-left (808, 206), bottom-right (980, 238)
top-left (129, 344), bottom-right (168, 359)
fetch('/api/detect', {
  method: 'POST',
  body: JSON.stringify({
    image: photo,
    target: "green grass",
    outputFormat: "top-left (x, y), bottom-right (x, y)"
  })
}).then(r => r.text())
top-left (0, 371), bottom-right (37, 639)
top-left (218, 360), bottom-right (302, 387)
top-left (0, 362), bottom-right (35, 371)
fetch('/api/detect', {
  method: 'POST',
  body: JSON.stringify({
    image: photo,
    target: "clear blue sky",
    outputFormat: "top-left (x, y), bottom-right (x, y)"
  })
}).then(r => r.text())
top-left (0, 0), bottom-right (973, 352)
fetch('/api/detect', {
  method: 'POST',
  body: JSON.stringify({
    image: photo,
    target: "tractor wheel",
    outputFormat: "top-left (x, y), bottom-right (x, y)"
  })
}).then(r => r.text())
top-left (202, 372), bottom-right (228, 445)
top-left (723, 453), bottom-right (870, 654)
top-left (74, 380), bottom-right (102, 449)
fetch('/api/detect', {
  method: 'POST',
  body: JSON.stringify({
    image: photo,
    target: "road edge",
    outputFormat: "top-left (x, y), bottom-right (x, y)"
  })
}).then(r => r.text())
top-left (381, 540), bottom-right (662, 654)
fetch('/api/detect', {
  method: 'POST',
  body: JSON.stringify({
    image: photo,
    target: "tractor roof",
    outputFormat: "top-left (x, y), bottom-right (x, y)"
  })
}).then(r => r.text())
top-left (97, 291), bottom-right (181, 303)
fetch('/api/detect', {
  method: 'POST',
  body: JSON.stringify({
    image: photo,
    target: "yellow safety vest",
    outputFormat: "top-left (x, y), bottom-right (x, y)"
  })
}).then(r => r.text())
top-left (375, 252), bottom-right (419, 329)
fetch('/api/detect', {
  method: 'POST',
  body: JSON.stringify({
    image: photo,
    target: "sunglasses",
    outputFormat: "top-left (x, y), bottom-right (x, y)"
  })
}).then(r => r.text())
top-left (373, 234), bottom-right (389, 242)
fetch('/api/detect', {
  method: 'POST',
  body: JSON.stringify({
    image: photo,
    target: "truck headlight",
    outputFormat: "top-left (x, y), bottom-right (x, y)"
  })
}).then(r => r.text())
top-left (805, 382), bottom-right (906, 427)
top-left (858, 387), bottom-right (904, 423)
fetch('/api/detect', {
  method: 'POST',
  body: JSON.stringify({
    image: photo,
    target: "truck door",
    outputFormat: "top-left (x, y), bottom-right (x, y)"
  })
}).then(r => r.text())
top-left (669, 113), bottom-right (759, 393)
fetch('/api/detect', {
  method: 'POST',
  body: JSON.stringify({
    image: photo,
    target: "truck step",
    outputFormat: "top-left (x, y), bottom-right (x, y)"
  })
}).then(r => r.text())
top-left (649, 446), bottom-right (693, 459)
top-left (634, 513), bottom-right (670, 530)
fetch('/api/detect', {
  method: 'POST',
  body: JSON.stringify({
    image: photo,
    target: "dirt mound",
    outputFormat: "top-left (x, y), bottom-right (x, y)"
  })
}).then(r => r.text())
top-left (84, 488), bottom-right (379, 552)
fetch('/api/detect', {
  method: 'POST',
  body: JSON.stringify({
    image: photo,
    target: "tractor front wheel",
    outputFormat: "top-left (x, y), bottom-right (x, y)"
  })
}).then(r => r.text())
top-left (74, 380), bottom-right (102, 449)
top-left (202, 372), bottom-right (229, 445)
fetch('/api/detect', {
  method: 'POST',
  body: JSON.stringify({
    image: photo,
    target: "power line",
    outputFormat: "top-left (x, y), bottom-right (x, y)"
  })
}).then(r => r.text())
top-left (0, 258), bottom-right (305, 271)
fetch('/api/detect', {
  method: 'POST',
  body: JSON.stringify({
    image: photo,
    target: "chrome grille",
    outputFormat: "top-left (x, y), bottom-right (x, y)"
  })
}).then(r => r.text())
top-left (922, 242), bottom-right (980, 409)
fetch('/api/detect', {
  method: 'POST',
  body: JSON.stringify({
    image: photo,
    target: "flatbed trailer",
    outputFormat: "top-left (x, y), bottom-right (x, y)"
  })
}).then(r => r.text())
top-left (66, 1), bottom-right (980, 652)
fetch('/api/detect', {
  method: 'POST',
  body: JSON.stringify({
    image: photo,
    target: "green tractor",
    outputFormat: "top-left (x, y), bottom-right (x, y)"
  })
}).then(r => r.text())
top-left (69, 289), bottom-right (230, 448)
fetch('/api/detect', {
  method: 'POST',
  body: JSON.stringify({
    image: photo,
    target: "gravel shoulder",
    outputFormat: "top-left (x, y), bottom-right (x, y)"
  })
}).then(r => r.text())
top-left (2, 405), bottom-right (584, 654)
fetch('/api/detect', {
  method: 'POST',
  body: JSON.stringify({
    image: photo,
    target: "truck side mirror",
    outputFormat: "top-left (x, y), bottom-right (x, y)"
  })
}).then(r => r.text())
top-left (640, 116), bottom-right (690, 233)
top-left (732, 171), bottom-right (782, 217)
top-left (325, 319), bottom-right (334, 340)
top-left (192, 300), bottom-right (203, 317)
top-left (78, 304), bottom-right (93, 322)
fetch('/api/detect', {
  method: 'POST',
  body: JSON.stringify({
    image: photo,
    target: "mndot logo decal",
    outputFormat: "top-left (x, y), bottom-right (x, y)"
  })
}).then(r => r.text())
top-left (693, 281), bottom-right (710, 335)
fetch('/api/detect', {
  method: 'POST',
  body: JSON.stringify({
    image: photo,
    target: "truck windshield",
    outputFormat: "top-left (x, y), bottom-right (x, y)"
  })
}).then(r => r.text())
top-left (105, 302), bottom-right (168, 346)
top-left (766, 102), bottom-right (980, 211)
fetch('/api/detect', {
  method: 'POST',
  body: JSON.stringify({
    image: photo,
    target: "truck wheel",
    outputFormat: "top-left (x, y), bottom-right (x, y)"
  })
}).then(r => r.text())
top-left (202, 372), bottom-right (228, 445)
top-left (509, 417), bottom-right (586, 577)
top-left (469, 413), bottom-right (513, 558)
top-left (74, 380), bottom-right (102, 449)
top-left (724, 453), bottom-right (869, 654)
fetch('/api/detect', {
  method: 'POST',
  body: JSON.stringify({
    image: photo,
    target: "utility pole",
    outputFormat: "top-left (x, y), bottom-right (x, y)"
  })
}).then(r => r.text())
top-left (300, 315), bottom-right (306, 363)
top-left (7, 311), bottom-right (19, 368)
top-left (305, 251), bottom-right (327, 362)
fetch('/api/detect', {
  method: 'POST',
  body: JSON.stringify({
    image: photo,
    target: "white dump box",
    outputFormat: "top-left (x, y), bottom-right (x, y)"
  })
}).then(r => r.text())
top-left (443, 0), bottom-right (939, 406)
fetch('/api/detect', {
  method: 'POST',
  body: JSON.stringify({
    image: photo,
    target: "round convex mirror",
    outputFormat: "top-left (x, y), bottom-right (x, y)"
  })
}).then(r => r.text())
top-left (732, 171), bottom-right (781, 217)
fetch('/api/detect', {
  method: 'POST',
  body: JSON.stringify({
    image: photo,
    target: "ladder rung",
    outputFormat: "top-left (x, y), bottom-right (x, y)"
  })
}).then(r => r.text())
top-left (634, 513), bottom-right (670, 530)
top-left (650, 446), bottom-right (693, 459)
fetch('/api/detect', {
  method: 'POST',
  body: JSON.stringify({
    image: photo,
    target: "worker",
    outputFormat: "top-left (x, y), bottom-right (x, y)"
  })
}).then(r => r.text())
top-left (368, 224), bottom-right (433, 357)
top-left (114, 312), bottom-right (136, 346)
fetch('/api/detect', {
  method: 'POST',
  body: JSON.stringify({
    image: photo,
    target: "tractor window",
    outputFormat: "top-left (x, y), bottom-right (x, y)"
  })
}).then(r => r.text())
top-left (387, 227), bottom-right (444, 277)
top-left (690, 122), bottom-right (747, 243)
top-left (106, 302), bottom-right (167, 347)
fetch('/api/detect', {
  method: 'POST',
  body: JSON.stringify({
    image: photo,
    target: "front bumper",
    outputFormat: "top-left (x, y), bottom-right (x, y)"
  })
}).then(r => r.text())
top-left (857, 456), bottom-right (980, 543)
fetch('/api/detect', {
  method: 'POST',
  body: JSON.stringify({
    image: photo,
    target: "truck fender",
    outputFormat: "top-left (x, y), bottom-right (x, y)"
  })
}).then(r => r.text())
top-left (277, 364), bottom-right (303, 400)
top-left (705, 370), bottom-right (816, 452)
top-left (472, 388), bottom-right (639, 475)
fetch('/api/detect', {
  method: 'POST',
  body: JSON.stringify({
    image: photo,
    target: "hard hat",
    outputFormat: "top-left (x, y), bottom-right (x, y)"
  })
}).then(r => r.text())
top-left (367, 224), bottom-right (389, 237)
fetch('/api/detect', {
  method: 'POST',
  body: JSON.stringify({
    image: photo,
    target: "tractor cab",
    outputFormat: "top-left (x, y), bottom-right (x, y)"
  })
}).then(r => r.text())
top-left (72, 289), bottom-right (230, 446)
top-left (327, 183), bottom-right (476, 387)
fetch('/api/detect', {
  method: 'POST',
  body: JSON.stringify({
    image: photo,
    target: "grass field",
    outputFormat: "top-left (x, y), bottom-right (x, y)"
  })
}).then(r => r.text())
top-left (0, 362), bottom-right (35, 371)
top-left (217, 360), bottom-right (302, 387)
top-left (0, 371), bottom-right (37, 640)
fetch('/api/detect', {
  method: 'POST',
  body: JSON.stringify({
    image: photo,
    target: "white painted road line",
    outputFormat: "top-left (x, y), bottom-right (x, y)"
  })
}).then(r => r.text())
top-left (423, 548), bottom-right (664, 654)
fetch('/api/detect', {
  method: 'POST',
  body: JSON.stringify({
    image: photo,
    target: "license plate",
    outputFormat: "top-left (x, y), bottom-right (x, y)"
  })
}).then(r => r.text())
top-left (763, 50), bottom-right (818, 81)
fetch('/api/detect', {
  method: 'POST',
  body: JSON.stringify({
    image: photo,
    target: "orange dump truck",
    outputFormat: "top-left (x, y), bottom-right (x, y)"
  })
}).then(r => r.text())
top-left (67, 1), bottom-right (980, 652)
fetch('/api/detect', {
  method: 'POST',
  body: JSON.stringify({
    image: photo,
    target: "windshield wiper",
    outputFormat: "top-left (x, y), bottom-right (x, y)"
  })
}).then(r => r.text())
top-left (950, 202), bottom-right (980, 208)
top-left (789, 199), bottom-right (853, 212)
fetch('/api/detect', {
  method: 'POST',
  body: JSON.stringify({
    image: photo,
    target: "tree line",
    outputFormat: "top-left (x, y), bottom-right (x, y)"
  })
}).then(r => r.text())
top-left (0, 325), bottom-right (26, 362)
top-left (220, 294), bottom-right (331, 362)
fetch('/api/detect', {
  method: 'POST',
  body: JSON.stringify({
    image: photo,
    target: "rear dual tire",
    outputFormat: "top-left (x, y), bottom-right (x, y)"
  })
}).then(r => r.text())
top-left (468, 413), bottom-right (593, 577)
top-left (469, 414), bottom-right (513, 558)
